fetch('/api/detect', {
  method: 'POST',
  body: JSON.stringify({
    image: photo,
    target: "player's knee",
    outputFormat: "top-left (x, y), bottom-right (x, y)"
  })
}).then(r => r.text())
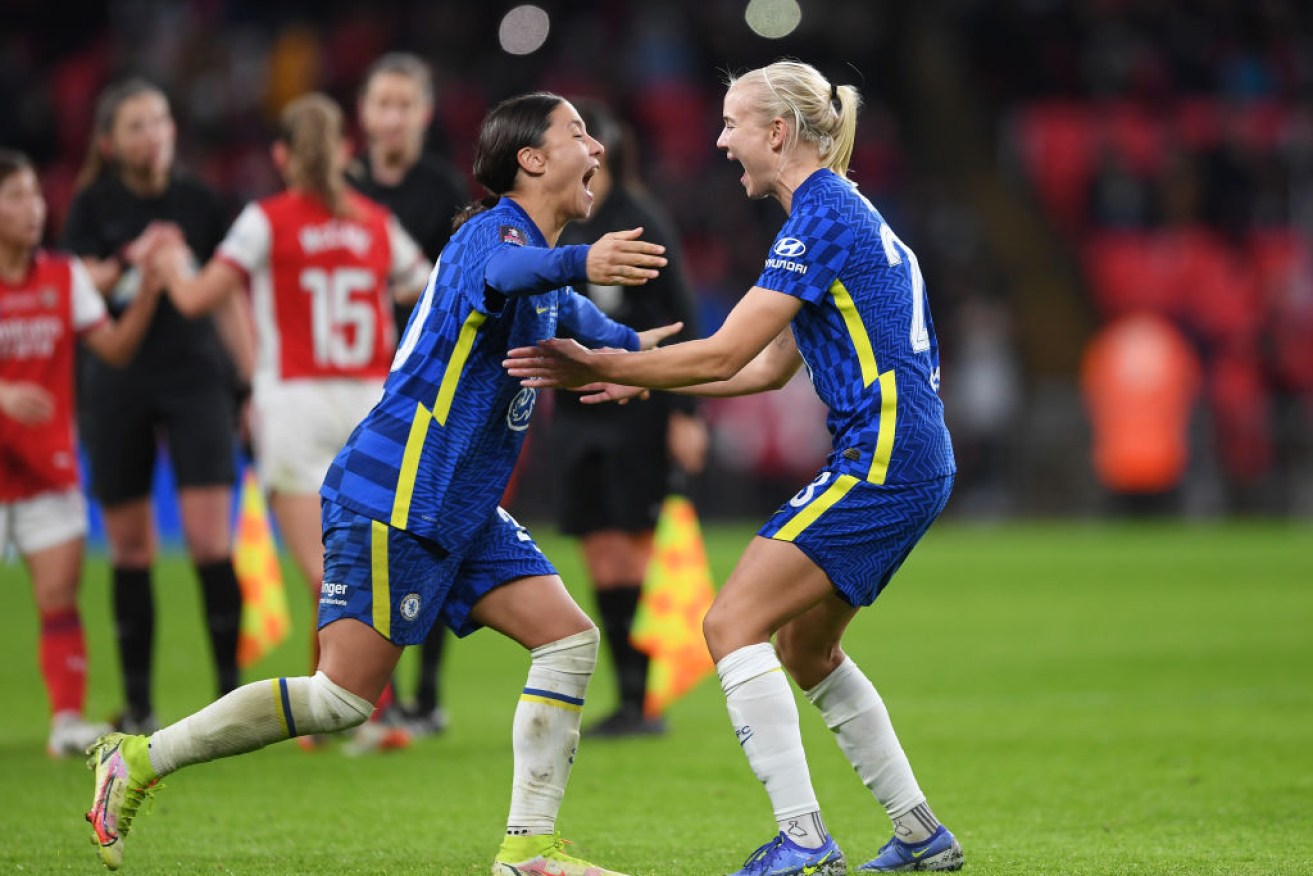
top-left (775, 628), bottom-right (844, 688)
top-left (702, 602), bottom-right (740, 659)
top-left (303, 670), bottom-right (374, 733)
top-left (530, 626), bottom-right (600, 677)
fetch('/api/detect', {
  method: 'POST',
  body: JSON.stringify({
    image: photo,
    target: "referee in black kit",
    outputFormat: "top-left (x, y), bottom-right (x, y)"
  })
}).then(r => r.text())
top-left (348, 52), bottom-right (469, 741)
top-left (349, 53), bottom-right (469, 334)
top-left (555, 99), bottom-right (708, 738)
top-left (63, 78), bottom-right (246, 733)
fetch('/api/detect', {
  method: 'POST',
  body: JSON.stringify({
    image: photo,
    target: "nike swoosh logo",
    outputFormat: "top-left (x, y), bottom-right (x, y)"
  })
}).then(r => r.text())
top-left (802, 851), bottom-right (835, 873)
top-left (535, 306), bottom-right (550, 314)
top-left (910, 846), bottom-right (933, 859)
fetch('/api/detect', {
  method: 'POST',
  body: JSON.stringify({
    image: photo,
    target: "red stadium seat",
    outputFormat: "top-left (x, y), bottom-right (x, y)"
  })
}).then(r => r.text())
top-left (1014, 101), bottom-right (1096, 233)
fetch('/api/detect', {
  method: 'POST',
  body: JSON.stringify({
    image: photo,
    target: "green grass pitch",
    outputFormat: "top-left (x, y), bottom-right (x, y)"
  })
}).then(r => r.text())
top-left (2, 520), bottom-right (1311, 874)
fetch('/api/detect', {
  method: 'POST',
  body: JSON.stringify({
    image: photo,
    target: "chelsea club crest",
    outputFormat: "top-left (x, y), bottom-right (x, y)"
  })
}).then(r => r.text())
top-left (507, 387), bottom-right (536, 432)
top-left (400, 593), bottom-right (422, 621)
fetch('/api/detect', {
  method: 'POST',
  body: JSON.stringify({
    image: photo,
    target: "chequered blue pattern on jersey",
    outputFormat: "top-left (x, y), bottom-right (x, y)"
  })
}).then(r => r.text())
top-left (755, 170), bottom-right (955, 485)
top-left (321, 198), bottom-right (560, 552)
top-left (759, 473), bottom-right (954, 606)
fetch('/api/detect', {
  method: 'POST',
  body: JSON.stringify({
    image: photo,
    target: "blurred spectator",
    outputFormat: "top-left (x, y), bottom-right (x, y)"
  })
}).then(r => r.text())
top-left (1080, 312), bottom-right (1202, 515)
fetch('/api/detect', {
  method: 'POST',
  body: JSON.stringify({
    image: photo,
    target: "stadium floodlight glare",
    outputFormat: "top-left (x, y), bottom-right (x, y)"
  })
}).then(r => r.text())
top-left (744, 0), bottom-right (802, 39)
top-left (499, 5), bottom-right (551, 56)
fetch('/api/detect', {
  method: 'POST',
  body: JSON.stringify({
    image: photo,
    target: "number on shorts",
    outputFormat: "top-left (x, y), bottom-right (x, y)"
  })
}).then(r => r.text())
top-left (789, 471), bottom-right (833, 508)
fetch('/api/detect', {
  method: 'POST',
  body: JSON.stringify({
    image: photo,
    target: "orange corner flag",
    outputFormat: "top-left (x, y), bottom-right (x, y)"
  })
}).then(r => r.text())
top-left (631, 494), bottom-right (716, 718)
top-left (234, 468), bottom-right (291, 667)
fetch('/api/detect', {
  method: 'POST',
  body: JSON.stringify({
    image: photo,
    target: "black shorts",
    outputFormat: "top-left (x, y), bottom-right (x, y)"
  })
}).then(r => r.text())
top-left (553, 409), bottom-right (670, 537)
top-left (80, 369), bottom-right (236, 506)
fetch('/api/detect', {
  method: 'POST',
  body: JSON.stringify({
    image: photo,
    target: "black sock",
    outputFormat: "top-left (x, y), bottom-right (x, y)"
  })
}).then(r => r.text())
top-left (196, 559), bottom-right (242, 696)
top-left (416, 624), bottom-right (447, 714)
top-left (595, 586), bottom-right (649, 714)
top-left (112, 566), bottom-right (154, 719)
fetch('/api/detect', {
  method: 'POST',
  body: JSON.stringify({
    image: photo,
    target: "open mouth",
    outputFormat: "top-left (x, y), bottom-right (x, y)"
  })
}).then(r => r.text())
top-left (582, 165), bottom-right (598, 192)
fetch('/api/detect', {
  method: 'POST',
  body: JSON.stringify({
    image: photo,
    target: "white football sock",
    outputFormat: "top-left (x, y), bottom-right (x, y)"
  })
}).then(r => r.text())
top-left (146, 671), bottom-right (372, 776)
top-left (804, 657), bottom-right (936, 841)
top-left (506, 627), bottom-right (598, 837)
top-left (718, 643), bottom-right (827, 849)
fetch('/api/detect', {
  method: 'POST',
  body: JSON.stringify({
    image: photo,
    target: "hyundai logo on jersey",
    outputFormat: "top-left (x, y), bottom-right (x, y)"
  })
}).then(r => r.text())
top-left (772, 237), bottom-right (807, 258)
top-left (507, 387), bottom-right (536, 431)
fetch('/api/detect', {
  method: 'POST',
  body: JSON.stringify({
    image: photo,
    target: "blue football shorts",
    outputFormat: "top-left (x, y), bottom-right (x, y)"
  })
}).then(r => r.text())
top-left (318, 500), bottom-right (557, 643)
top-left (758, 472), bottom-right (954, 606)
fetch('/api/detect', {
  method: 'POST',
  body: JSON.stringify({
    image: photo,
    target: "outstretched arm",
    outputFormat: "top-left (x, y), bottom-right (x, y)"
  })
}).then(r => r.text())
top-left (79, 260), bottom-right (163, 367)
top-left (154, 241), bottom-right (244, 318)
top-left (507, 285), bottom-right (801, 391)
top-left (573, 328), bottom-right (801, 404)
top-left (485, 227), bottom-right (667, 298)
top-left (670, 327), bottom-right (803, 396)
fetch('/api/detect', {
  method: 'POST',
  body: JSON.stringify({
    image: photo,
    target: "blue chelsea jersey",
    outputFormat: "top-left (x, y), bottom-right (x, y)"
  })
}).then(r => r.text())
top-left (756, 169), bottom-right (955, 485)
top-left (321, 198), bottom-right (616, 551)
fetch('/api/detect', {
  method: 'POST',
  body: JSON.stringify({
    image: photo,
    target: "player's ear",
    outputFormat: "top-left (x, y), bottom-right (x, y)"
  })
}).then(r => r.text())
top-left (769, 117), bottom-right (788, 150)
top-left (270, 141), bottom-right (290, 175)
top-left (517, 145), bottom-right (546, 177)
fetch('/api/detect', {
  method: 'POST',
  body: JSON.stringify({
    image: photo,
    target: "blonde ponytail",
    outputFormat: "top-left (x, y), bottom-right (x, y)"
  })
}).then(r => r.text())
top-left (728, 61), bottom-right (863, 176)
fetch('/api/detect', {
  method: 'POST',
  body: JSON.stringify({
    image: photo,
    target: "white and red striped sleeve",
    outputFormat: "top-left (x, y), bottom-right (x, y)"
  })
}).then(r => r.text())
top-left (70, 258), bottom-right (108, 334)
top-left (386, 214), bottom-right (432, 292)
top-left (216, 202), bottom-right (272, 284)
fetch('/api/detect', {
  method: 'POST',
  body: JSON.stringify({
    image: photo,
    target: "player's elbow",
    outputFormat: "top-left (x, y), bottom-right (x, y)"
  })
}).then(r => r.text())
top-left (763, 367), bottom-right (794, 391)
top-left (98, 349), bottom-right (130, 368)
top-left (172, 294), bottom-right (209, 319)
top-left (701, 345), bottom-right (754, 383)
top-left (91, 338), bottom-right (133, 368)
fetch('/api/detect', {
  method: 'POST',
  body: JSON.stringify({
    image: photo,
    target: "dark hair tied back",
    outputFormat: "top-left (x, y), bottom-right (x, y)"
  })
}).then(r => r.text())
top-left (453, 91), bottom-right (563, 231)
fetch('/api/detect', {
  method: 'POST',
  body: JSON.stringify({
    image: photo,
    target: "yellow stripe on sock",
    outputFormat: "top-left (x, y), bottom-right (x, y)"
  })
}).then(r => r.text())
top-left (370, 521), bottom-right (391, 640)
top-left (271, 679), bottom-right (290, 736)
top-left (519, 693), bottom-right (584, 713)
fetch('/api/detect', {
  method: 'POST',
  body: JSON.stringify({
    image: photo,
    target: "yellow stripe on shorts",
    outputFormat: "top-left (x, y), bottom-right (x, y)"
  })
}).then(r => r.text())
top-left (370, 520), bottom-right (391, 639)
top-left (772, 474), bottom-right (859, 542)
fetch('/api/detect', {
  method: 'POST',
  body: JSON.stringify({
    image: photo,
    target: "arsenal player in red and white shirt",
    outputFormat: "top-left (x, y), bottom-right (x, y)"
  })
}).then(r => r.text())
top-left (0, 150), bottom-right (161, 756)
top-left (151, 94), bottom-right (428, 654)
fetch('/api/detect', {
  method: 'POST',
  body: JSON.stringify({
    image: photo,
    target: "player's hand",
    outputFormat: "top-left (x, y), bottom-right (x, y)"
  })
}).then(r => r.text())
top-left (576, 382), bottom-right (650, 405)
top-left (636, 321), bottom-right (683, 350)
top-left (0, 381), bottom-right (55, 425)
top-left (124, 222), bottom-right (184, 267)
top-left (585, 227), bottom-right (666, 286)
top-left (504, 337), bottom-right (600, 389)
